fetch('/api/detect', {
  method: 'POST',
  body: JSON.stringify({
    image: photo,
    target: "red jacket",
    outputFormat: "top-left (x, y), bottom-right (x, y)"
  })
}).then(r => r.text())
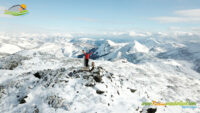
top-left (83, 52), bottom-right (93, 59)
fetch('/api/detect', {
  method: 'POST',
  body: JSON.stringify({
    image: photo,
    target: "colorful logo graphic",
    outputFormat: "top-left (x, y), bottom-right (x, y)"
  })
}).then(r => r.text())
top-left (142, 101), bottom-right (199, 109)
top-left (4, 4), bottom-right (28, 16)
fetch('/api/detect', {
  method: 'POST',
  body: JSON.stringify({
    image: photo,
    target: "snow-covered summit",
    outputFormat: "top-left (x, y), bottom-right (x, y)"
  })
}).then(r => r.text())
top-left (0, 33), bottom-right (200, 113)
top-left (124, 41), bottom-right (149, 54)
top-left (95, 40), bottom-right (126, 57)
top-left (0, 51), bottom-right (200, 113)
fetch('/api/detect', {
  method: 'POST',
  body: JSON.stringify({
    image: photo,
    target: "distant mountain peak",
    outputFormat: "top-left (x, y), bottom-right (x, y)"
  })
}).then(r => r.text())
top-left (105, 40), bottom-right (116, 46)
top-left (125, 40), bottom-right (149, 53)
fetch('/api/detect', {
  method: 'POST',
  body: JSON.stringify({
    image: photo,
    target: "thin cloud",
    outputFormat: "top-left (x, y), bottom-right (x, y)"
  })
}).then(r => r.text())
top-left (129, 31), bottom-right (152, 37)
top-left (175, 9), bottom-right (200, 17)
top-left (151, 9), bottom-right (200, 23)
top-left (168, 26), bottom-right (181, 30)
top-left (75, 17), bottom-right (97, 22)
top-left (191, 27), bottom-right (200, 32)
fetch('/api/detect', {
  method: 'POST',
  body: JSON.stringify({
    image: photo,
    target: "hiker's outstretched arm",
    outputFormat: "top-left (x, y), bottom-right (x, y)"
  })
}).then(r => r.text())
top-left (82, 50), bottom-right (86, 55)
top-left (89, 52), bottom-right (93, 55)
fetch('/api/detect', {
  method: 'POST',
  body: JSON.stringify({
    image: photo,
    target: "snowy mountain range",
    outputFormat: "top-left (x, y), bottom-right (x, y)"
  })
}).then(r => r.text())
top-left (0, 32), bottom-right (200, 113)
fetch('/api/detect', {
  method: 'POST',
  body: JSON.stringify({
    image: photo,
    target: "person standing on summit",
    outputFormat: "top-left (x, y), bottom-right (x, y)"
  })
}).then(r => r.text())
top-left (82, 50), bottom-right (93, 67)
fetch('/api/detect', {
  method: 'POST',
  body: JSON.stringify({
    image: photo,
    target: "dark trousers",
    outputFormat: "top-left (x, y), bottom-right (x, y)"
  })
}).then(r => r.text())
top-left (85, 59), bottom-right (89, 67)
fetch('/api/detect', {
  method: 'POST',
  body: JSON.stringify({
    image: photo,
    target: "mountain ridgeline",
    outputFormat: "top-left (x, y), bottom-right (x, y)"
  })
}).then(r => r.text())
top-left (0, 33), bottom-right (200, 113)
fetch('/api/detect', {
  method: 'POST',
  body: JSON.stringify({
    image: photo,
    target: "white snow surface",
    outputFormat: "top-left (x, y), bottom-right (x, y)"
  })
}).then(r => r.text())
top-left (0, 33), bottom-right (200, 113)
top-left (0, 44), bottom-right (21, 54)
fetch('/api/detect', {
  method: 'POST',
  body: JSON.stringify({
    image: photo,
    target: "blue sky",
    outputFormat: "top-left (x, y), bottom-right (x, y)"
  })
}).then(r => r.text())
top-left (0, 0), bottom-right (200, 33)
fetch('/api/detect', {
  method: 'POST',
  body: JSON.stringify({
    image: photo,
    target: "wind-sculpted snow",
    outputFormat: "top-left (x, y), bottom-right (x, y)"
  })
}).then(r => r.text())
top-left (0, 52), bottom-right (200, 113)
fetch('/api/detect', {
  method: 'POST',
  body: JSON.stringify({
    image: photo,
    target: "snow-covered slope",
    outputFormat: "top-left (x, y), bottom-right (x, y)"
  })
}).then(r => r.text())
top-left (0, 44), bottom-right (22, 54)
top-left (0, 51), bottom-right (200, 113)
top-left (94, 40), bottom-right (127, 60)
top-left (93, 40), bottom-right (151, 63)
top-left (0, 33), bottom-right (200, 73)
top-left (0, 33), bottom-right (200, 113)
